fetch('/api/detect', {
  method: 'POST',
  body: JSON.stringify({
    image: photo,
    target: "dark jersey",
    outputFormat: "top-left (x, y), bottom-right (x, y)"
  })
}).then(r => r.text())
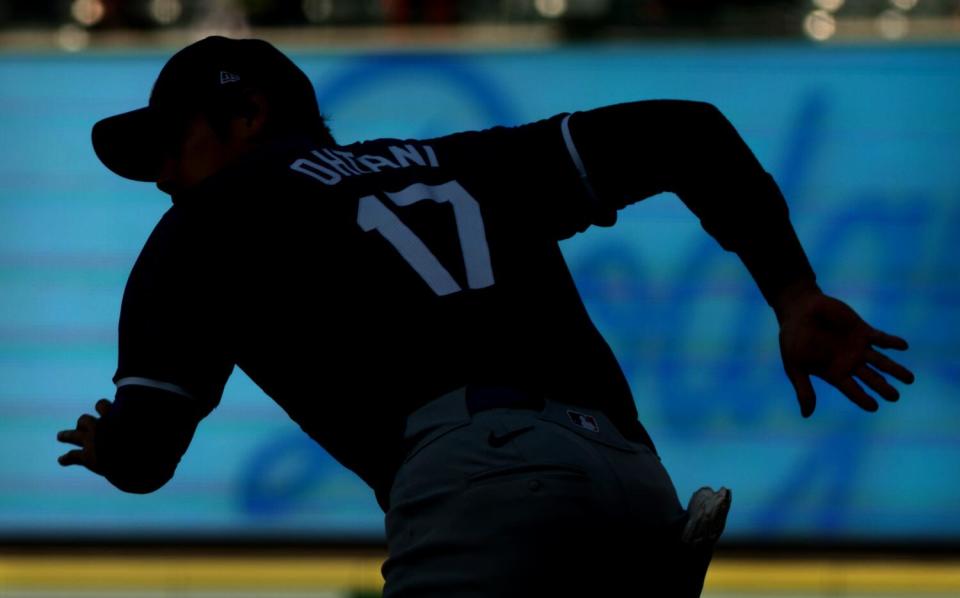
top-left (113, 102), bottom-right (817, 505)
top-left (114, 111), bottom-right (649, 502)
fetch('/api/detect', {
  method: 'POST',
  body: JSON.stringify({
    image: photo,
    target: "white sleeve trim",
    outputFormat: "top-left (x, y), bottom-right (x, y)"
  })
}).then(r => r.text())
top-left (560, 113), bottom-right (601, 205)
top-left (115, 376), bottom-right (194, 399)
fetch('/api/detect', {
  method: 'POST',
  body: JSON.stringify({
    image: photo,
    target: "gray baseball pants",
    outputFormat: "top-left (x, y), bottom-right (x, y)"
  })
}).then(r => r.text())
top-left (381, 387), bottom-right (714, 597)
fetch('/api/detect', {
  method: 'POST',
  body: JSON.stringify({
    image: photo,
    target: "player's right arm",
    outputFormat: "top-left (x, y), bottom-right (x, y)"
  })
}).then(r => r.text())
top-left (561, 100), bottom-right (813, 314)
top-left (57, 387), bottom-right (207, 494)
top-left (567, 100), bottom-right (915, 415)
top-left (457, 100), bottom-right (914, 416)
top-left (57, 207), bottom-right (234, 493)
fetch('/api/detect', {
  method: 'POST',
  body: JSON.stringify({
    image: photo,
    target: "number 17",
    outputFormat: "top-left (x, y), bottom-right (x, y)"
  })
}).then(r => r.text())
top-left (356, 180), bottom-right (495, 296)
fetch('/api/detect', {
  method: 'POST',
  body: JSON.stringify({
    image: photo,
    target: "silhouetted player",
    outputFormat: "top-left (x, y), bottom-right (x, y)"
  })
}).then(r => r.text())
top-left (57, 37), bottom-right (915, 597)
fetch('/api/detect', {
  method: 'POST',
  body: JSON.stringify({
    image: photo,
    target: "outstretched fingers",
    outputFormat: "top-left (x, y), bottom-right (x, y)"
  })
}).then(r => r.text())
top-left (854, 364), bottom-right (900, 403)
top-left (57, 407), bottom-right (103, 466)
top-left (57, 412), bottom-right (96, 447)
top-left (835, 376), bottom-right (879, 413)
top-left (865, 348), bottom-right (915, 385)
top-left (56, 429), bottom-right (85, 447)
top-left (57, 449), bottom-right (85, 467)
top-left (870, 328), bottom-right (909, 351)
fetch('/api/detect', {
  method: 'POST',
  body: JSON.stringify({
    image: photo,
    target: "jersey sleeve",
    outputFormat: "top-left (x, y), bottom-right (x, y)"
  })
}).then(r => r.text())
top-left (113, 207), bottom-right (235, 416)
top-left (428, 112), bottom-right (619, 241)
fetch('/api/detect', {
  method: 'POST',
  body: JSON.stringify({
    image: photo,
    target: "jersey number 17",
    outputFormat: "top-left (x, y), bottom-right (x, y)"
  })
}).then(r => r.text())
top-left (357, 180), bottom-right (495, 297)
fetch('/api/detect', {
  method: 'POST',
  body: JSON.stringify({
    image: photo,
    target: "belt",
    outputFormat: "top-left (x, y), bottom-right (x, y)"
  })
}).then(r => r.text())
top-left (456, 385), bottom-right (657, 453)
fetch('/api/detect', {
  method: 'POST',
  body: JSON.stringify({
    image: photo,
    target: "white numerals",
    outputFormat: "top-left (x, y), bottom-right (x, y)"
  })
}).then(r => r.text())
top-left (356, 180), bottom-right (494, 296)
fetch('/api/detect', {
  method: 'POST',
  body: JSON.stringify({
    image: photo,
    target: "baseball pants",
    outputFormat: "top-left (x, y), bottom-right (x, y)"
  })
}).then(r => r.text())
top-left (381, 387), bottom-right (715, 597)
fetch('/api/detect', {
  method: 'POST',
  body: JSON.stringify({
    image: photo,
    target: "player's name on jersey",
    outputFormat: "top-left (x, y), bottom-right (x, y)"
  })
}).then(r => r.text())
top-left (290, 143), bottom-right (439, 186)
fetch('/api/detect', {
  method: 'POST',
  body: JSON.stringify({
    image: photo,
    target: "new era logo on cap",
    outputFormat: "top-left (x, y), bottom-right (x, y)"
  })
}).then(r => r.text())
top-left (219, 70), bottom-right (241, 84)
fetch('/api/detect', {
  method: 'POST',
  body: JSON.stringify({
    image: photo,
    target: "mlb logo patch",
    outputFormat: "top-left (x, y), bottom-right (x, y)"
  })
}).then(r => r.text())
top-left (567, 410), bottom-right (599, 433)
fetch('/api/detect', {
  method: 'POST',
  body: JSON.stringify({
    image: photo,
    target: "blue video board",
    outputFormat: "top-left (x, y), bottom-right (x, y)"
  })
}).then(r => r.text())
top-left (1, 42), bottom-right (957, 541)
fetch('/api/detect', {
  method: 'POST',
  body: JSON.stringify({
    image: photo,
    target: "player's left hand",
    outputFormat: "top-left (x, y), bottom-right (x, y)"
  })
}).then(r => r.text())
top-left (57, 398), bottom-right (112, 475)
top-left (777, 290), bottom-right (915, 418)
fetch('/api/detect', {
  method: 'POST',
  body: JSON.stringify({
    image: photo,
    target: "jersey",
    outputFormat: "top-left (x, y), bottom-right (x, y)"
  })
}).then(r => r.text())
top-left (112, 112), bottom-right (658, 506)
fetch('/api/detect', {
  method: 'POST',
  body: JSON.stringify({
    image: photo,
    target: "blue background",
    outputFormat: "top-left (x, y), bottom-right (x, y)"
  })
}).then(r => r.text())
top-left (1, 42), bottom-right (957, 541)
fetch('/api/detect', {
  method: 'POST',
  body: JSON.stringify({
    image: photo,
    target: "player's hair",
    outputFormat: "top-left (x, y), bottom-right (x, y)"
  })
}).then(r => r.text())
top-left (203, 85), bottom-right (336, 147)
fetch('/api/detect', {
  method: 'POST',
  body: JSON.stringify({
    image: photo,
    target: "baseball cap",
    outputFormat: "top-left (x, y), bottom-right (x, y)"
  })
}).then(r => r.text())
top-left (92, 36), bottom-right (323, 182)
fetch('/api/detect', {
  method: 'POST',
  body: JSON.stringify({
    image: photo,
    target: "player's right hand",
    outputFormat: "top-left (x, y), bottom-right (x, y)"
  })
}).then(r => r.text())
top-left (776, 290), bottom-right (915, 418)
top-left (56, 398), bottom-right (112, 476)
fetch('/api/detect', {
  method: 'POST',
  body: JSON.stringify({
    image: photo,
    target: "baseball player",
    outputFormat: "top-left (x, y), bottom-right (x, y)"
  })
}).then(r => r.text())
top-left (57, 36), bottom-right (915, 597)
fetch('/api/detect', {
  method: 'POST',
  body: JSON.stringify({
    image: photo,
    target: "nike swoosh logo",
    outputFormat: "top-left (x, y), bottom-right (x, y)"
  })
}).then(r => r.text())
top-left (488, 426), bottom-right (535, 448)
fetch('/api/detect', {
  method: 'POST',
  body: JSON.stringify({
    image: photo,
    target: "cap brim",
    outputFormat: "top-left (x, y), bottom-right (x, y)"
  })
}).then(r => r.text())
top-left (92, 107), bottom-right (166, 182)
